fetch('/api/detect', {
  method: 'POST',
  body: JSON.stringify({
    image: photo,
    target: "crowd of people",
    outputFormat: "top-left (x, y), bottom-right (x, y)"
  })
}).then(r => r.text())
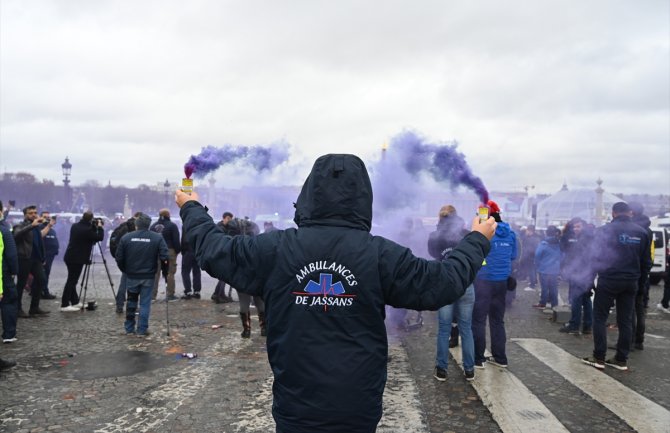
top-left (427, 199), bottom-right (657, 381)
top-left (0, 152), bottom-right (668, 432)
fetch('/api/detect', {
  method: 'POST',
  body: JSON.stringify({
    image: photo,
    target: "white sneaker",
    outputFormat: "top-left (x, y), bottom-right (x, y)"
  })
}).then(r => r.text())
top-left (60, 306), bottom-right (80, 312)
top-left (523, 287), bottom-right (535, 292)
top-left (72, 303), bottom-right (84, 309)
top-left (2, 337), bottom-right (17, 343)
top-left (657, 303), bottom-right (670, 314)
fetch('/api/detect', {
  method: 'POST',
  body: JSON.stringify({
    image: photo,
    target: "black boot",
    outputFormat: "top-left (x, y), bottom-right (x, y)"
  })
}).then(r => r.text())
top-left (240, 312), bottom-right (251, 338)
top-left (258, 311), bottom-right (267, 337)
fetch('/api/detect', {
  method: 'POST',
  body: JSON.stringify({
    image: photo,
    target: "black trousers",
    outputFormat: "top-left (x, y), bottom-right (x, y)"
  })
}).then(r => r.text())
top-left (180, 250), bottom-right (201, 293)
top-left (16, 258), bottom-right (45, 313)
top-left (632, 275), bottom-right (649, 345)
top-left (62, 262), bottom-right (84, 307)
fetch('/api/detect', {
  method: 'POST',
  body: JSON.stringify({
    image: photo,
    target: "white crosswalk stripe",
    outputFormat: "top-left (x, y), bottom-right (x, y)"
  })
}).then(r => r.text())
top-left (111, 335), bottom-right (667, 432)
top-left (513, 338), bottom-right (670, 433)
top-left (449, 346), bottom-right (570, 433)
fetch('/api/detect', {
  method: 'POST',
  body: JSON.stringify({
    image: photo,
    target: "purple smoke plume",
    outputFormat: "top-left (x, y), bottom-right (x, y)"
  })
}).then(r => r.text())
top-left (389, 130), bottom-right (489, 204)
top-left (184, 141), bottom-right (290, 179)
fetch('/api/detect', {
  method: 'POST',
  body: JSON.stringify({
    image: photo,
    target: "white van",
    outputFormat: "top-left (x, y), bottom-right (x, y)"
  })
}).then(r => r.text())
top-left (650, 226), bottom-right (668, 285)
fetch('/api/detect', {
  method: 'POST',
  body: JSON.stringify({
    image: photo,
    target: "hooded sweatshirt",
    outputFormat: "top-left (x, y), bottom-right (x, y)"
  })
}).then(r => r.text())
top-left (477, 221), bottom-right (517, 281)
top-left (535, 236), bottom-right (562, 275)
top-left (181, 154), bottom-right (490, 433)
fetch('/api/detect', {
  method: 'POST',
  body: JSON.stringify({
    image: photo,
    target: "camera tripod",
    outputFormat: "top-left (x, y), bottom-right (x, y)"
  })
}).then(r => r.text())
top-left (78, 241), bottom-right (116, 310)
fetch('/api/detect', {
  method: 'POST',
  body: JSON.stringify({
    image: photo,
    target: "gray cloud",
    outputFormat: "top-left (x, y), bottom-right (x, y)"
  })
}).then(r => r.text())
top-left (0, 0), bottom-right (668, 195)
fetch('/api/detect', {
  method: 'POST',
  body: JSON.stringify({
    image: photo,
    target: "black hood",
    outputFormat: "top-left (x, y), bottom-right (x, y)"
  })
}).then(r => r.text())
top-left (293, 154), bottom-right (372, 231)
top-left (632, 213), bottom-right (651, 230)
top-left (437, 214), bottom-right (466, 234)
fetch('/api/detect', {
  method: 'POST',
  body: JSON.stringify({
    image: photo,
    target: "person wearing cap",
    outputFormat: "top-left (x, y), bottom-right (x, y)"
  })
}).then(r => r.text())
top-left (472, 199), bottom-right (518, 369)
top-left (582, 202), bottom-right (652, 371)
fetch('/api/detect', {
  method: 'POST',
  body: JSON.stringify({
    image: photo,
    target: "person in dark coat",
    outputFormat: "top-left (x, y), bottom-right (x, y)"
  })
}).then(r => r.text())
top-left (582, 202), bottom-right (652, 371)
top-left (12, 205), bottom-right (51, 317)
top-left (110, 214), bottom-right (139, 313)
top-left (38, 211), bottom-right (59, 299)
top-left (60, 212), bottom-right (104, 311)
top-left (212, 212), bottom-right (235, 303)
top-left (179, 228), bottom-right (201, 299)
top-left (629, 202), bottom-right (653, 350)
top-left (559, 218), bottom-right (595, 334)
top-left (115, 213), bottom-right (168, 336)
top-left (176, 154), bottom-right (496, 433)
top-left (150, 209), bottom-right (181, 301)
top-left (1, 201), bottom-right (20, 346)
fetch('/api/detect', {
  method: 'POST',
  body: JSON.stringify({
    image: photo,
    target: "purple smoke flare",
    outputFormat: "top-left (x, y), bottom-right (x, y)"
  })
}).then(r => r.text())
top-left (389, 130), bottom-right (489, 204)
top-left (184, 141), bottom-right (290, 179)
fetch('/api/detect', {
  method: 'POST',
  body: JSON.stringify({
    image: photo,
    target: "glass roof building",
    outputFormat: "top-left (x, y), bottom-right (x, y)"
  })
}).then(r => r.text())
top-left (536, 183), bottom-right (622, 227)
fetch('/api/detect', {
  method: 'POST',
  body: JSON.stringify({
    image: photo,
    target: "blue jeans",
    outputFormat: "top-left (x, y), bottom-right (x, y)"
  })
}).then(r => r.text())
top-left (473, 278), bottom-right (508, 365)
top-left (593, 279), bottom-right (637, 362)
top-left (116, 273), bottom-right (127, 309)
top-left (539, 273), bottom-right (559, 307)
top-left (43, 254), bottom-right (56, 295)
top-left (0, 279), bottom-right (18, 339)
top-left (125, 278), bottom-right (154, 334)
top-left (436, 285), bottom-right (475, 372)
top-left (527, 261), bottom-right (537, 288)
top-left (568, 280), bottom-right (592, 331)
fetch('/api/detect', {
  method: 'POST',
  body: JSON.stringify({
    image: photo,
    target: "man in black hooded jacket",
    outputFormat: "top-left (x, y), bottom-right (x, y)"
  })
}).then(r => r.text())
top-left (629, 202), bottom-right (653, 350)
top-left (176, 154), bottom-right (495, 433)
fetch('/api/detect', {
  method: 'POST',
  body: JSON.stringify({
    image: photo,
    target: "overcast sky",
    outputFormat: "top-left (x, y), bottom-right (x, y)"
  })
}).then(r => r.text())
top-left (1, 0), bottom-right (668, 196)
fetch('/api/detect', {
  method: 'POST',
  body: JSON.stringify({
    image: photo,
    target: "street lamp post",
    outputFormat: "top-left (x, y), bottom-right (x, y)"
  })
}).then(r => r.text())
top-left (62, 157), bottom-right (72, 212)
top-left (163, 179), bottom-right (170, 208)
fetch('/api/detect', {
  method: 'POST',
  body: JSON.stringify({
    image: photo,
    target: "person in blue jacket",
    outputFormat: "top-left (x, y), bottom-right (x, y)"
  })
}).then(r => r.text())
top-left (533, 225), bottom-right (562, 309)
top-left (472, 200), bottom-right (518, 369)
top-left (176, 154), bottom-right (496, 433)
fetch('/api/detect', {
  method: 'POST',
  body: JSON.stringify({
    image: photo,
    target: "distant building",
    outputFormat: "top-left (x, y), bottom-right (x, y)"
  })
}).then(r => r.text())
top-left (536, 183), bottom-right (622, 228)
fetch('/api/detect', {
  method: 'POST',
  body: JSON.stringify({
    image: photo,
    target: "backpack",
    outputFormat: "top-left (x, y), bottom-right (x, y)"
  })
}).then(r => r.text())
top-left (109, 219), bottom-right (135, 258)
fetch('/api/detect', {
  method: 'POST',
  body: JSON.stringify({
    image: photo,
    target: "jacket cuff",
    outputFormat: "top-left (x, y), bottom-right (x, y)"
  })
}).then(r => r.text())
top-left (465, 231), bottom-right (491, 256)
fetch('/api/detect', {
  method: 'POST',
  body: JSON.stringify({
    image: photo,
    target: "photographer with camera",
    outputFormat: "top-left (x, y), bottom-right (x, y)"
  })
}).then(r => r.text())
top-left (12, 205), bottom-right (52, 317)
top-left (60, 212), bottom-right (104, 312)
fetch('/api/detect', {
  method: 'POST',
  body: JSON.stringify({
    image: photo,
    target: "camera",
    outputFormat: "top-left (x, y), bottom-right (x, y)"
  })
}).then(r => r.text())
top-left (92, 217), bottom-right (105, 228)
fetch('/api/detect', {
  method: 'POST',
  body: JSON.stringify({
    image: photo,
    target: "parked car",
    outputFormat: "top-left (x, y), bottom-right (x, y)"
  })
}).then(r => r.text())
top-left (650, 226), bottom-right (668, 285)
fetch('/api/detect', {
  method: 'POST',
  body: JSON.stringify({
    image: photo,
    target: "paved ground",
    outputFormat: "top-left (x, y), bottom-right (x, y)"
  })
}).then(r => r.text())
top-left (1, 257), bottom-right (669, 433)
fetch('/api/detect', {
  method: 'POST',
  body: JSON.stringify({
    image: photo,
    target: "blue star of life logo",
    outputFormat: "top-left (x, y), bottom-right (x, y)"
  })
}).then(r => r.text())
top-left (304, 273), bottom-right (345, 295)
